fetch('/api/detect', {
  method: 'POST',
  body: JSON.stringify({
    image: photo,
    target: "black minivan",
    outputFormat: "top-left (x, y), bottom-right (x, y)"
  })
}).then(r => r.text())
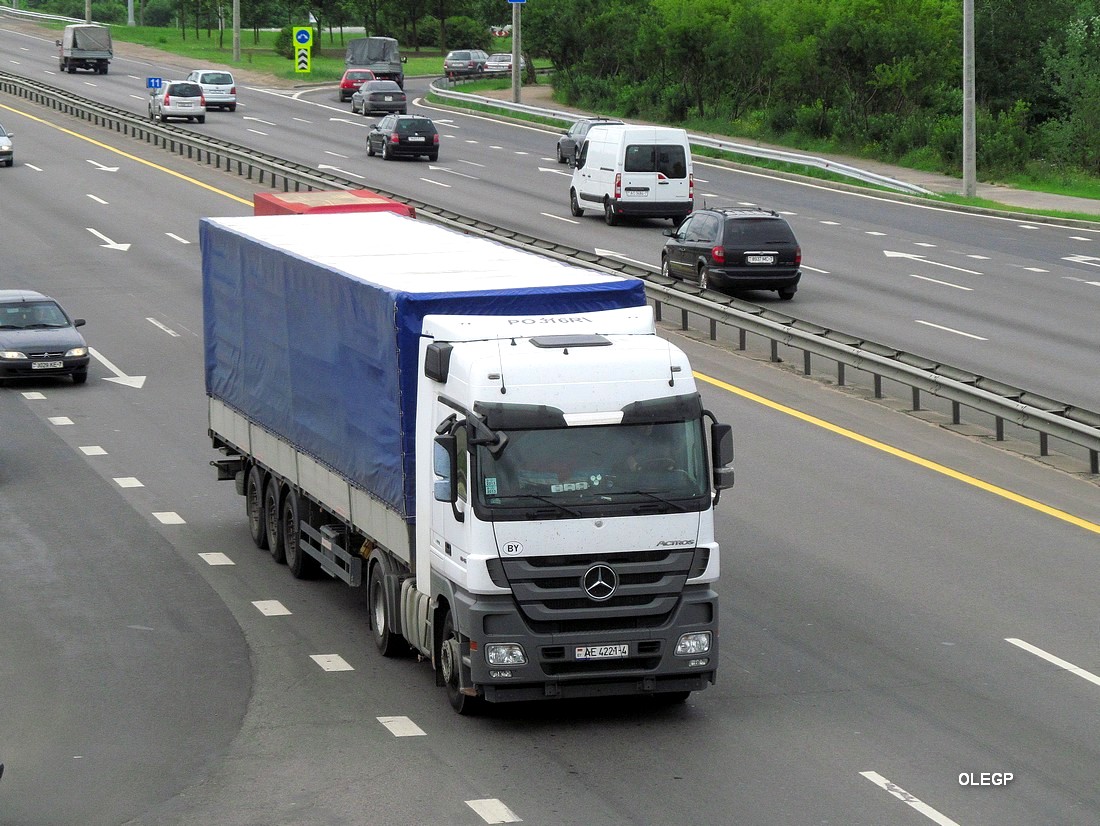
top-left (661, 208), bottom-right (802, 299)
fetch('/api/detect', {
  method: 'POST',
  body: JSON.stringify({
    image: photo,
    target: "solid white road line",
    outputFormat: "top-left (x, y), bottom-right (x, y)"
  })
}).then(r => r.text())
top-left (113, 477), bottom-right (144, 488)
top-left (1006, 638), bottom-right (1100, 687)
top-left (153, 512), bottom-right (185, 524)
top-left (79, 446), bottom-right (107, 455)
top-left (860, 771), bottom-right (962, 826)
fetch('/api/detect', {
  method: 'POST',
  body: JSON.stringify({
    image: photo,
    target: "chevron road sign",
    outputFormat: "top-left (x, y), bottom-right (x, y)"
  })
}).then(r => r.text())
top-left (294, 26), bottom-right (312, 73)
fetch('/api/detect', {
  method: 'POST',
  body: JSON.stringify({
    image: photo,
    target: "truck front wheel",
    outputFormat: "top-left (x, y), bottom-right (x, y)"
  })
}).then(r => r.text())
top-left (246, 466), bottom-right (268, 549)
top-left (264, 482), bottom-right (286, 563)
top-left (283, 491), bottom-right (317, 579)
top-left (440, 610), bottom-right (479, 715)
top-left (369, 563), bottom-right (408, 657)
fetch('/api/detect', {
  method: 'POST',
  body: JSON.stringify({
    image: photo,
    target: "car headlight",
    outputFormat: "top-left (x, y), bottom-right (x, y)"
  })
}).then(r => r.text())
top-left (0, 350), bottom-right (27, 360)
top-left (65, 346), bottom-right (88, 357)
top-left (485, 643), bottom-right (527, 665)
top-left (675, 631), bottom-right (711, 655)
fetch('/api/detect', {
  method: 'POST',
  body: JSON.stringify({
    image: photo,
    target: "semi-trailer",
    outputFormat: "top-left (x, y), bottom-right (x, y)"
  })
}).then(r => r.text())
top-left (202, 211), bottom-right (734, 713)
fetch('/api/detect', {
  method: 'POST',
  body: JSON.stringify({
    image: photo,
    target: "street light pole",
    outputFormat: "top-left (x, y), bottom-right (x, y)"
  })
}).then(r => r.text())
top-left (962, 0), bottom-right (976, 197)
top-left (511, 1), bottom-right (521, 104)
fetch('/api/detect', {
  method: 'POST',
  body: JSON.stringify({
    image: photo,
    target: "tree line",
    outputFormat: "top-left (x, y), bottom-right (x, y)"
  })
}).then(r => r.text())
top-left (27, 0), bottom-right (1100, 177)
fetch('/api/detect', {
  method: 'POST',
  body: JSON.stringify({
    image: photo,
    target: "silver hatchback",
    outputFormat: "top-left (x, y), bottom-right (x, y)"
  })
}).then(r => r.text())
top-left (148, 80), bottom-right (206, 124)
top-left (186, 69), bottom-right (237, 111)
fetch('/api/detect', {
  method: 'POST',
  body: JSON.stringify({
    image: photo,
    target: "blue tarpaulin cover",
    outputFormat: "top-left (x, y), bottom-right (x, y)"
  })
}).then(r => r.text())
top-left (201, 212), bottom-right (646, 520)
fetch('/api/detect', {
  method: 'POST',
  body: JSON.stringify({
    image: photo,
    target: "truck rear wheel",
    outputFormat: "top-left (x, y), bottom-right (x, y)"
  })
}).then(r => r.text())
top-left (264, 481), bottom-right (286, 563)
top-left (440, 610), bottom-right (479, 715)
top-left (283, 491), bottom-right (317, 578)
top-left (246, 466), bottom-right (268, 549)
top-left (369, 563), bottom-right (408, 657)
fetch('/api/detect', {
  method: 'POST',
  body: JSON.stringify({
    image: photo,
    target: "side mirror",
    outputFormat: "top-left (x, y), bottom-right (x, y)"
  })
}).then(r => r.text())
top-left (710, 423), bottom-right (734, 490)
top-left (56, 39), bottom-right (62, 46)
top-left (402, 55), bottom-right (408, 63)
top-left (433, 435), bottom-right (458, 503)
top-left (73, 318), bottom-right (86, 327)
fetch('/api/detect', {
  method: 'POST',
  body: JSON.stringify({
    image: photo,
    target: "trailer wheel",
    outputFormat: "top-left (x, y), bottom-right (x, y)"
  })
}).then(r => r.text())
top-left (264, 481), bottom-right (286, 564)
top-left (369, 563), bottom-right (408, 657)
top-left (246, 466), bottom-right (268, 550)
top-left (283, 491), bottom-right (317, 579)
top-left (440, 610), bottom-right (479, 715)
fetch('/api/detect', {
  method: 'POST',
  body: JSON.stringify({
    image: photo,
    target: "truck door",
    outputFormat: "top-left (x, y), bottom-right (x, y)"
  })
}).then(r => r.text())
top-left (430, 407), bottom-right (470, 571)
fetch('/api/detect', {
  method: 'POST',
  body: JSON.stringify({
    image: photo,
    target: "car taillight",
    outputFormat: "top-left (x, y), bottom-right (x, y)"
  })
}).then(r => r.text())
top-left (390, 132), bottom-right (400, 143)
top-left (689, 172), bottom-right (694, 202)
top-left (433, 134), bottom-right (440, 145)
top-left (229, 86), bottom-right (236, 94)
top-left (163, 93), bottom-right (170, 105)
top-left (711, 246), bottom-right (726, 264)
top-left (200, 93), bottom-right (206, 105)
top-left (794, 245), bottom-right (802, 265)
top-left (614, 173), bottom-right (621, 200)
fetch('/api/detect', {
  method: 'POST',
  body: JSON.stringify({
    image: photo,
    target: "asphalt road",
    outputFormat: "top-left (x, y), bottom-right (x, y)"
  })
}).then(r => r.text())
top-left (1, 27), bottom-right (1099, 826)
top-left (1, 20), bottom-right (1098, 416)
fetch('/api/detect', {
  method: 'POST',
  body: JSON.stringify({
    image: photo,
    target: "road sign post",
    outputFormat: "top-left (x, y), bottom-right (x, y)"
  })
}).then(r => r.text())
top-left (294, 26), bottom-right (312, 74)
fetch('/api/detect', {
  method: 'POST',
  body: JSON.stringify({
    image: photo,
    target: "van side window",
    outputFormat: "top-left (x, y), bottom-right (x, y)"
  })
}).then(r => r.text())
top-left (576, 141), bottom-right (589, 169)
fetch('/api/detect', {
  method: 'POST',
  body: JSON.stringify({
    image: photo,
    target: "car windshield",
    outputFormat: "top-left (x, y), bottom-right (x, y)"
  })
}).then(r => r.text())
top-left (449, 52), bottom-right (470, 60)
top-left (0, 301), bottom-right (69, 329)
top-left (0, 124), bottom-right (8, 137)
top-left (171, 83), bottom-right (202, 96)
top-left (474, 421), bottom-right (709, 519)
top-left (201, 72), bottom-right (232, 84)
top-left (368, 82), bottom-right (401, 92)
top-left (347, 71), bottom-right (373, 81)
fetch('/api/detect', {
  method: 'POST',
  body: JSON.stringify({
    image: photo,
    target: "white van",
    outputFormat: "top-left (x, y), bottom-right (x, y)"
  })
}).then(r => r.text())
top-left (569, 125), bottom-right (693, 226)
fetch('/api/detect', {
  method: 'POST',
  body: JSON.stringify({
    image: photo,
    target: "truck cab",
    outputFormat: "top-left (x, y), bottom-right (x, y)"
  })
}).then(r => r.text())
top-left (416, 309), bottom-right (733, 710)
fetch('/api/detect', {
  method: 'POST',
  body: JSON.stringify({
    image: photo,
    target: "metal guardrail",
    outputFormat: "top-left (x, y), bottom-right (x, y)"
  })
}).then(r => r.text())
top-left (428, 79), bottom-right (934, 196)
top-left (1, 70), bottom-right (1097, 476)
top-left (0, 7), bottom-right (87, 24)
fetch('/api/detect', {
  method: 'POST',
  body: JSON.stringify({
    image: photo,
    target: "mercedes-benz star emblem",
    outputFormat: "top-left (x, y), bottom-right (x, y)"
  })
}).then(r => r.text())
top-left (582, 564), bottom-right (618, 601)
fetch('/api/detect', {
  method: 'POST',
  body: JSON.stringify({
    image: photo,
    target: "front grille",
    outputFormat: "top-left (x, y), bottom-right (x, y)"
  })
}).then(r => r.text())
top-left (497, 548), bottom-right (703, 633)
top-left (29, 351), bottom-right (66, 359)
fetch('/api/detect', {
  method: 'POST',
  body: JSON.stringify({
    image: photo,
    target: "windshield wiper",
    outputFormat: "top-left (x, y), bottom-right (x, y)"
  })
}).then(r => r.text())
top-left (613, 489), bottom-right (690, 513)
top-left (494, 493), bottom-right (581, 517)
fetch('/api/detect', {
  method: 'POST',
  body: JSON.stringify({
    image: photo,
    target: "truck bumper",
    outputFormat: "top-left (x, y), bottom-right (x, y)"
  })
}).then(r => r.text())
top-left (454, 584), bottom-right (718, 702)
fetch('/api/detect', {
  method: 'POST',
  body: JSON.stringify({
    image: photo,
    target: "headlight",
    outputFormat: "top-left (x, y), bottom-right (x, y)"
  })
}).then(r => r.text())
top-left (65, 346), bottom-right (88, 357)
top-left (675, 631), bottom-right (711, 655)
top-left (0, 350), bottom-right (27, 360)
top-left (485, 643), bottom-right (527, 665)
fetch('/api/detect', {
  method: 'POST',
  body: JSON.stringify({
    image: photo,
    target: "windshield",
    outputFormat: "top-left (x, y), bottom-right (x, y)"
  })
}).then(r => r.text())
top-left (0, 301), bottom-right (69, 329)
top-left (474, 421), bottom-right (709, 520)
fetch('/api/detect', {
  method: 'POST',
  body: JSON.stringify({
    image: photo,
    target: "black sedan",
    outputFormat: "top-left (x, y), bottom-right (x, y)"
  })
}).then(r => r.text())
top-left (0, 290), bottom-right (90, 383)
top-left (351, 80), bottom-right (407, 115)
top-left (367, 115), bottom-right (439, 161)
